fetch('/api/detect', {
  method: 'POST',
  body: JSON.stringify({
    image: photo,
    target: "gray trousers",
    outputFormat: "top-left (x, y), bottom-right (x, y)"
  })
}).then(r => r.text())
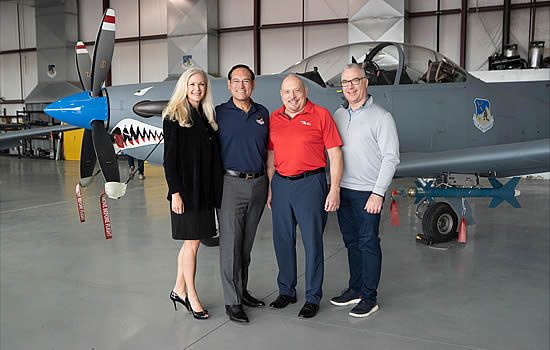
top-left (218, 174), bottom-right (268, 305)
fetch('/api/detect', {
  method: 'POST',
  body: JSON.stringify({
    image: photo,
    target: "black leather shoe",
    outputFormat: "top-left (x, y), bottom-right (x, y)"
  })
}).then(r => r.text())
top-left (298, 302), bottom-right (319, 318)
top-left (225, 304), bottom-right (249, 323)
top-left (269, 294), bottom-right (297, 309)
top-left (242, 290), bottom-right (265, 307)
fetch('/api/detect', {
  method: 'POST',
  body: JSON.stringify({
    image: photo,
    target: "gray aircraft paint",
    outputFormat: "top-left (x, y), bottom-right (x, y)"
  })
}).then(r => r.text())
top-left (107, 60), bottom-right (549, 178)
top-left (3, 42), bottom-right (549, 179)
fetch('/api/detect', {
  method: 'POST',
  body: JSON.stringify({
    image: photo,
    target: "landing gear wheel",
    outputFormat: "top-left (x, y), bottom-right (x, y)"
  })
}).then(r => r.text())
top-left (421, 202), bottom-right (458, 243)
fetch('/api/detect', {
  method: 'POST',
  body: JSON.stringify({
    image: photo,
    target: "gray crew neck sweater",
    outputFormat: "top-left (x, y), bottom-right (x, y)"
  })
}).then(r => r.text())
top-left (333, 95), bottom-right (400, 196)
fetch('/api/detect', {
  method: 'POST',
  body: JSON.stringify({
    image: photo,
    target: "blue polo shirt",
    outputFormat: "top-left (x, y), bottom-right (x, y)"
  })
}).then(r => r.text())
top-left (216, 98), bottom-right (269, 173)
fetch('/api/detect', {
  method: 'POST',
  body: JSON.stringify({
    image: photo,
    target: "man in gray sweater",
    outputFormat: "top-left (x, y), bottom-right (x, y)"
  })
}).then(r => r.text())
top-left (330, 63), bottom-right (400, 318)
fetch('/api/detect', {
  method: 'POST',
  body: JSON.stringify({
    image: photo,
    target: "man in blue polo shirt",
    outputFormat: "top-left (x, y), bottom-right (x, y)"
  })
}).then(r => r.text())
top-left (216, 64), bottom-right (270, 323)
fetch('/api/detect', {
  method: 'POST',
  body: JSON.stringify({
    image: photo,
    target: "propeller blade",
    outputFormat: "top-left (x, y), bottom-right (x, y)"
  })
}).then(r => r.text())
top-left (75, 41), bottom-right (91, 91)
top-left (90, 120), bottom-right (126, 199)
top-left (90, 8), bottom-right (115, 97)
top-left (80, 128), bottom-right (97, 187)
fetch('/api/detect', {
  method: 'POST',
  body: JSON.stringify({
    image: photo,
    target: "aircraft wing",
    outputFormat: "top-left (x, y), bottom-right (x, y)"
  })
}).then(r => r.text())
top-left (396, 139), bottom-right (550, 178)
top-left (0, 125), bottom-right (79, 150)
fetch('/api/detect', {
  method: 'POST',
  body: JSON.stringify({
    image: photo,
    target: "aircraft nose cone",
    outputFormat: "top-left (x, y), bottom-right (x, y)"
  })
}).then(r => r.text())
top-left (44, 91), bottom-right (108, 130)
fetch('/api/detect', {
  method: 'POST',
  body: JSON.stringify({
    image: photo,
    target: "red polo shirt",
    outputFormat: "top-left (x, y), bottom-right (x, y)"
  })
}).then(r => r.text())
top-left (268, 99), bottom-right (342, 176)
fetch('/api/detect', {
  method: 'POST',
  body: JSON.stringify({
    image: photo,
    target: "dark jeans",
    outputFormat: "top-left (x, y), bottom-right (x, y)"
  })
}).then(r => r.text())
top-left (127, 156), bottom-right (144, 175)
top-left (336, 187), bottom-right (382, 304)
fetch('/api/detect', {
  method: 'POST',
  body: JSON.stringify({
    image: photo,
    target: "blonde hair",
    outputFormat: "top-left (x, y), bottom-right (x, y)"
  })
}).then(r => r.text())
top-left (162, 68), bottom-right (218, 131)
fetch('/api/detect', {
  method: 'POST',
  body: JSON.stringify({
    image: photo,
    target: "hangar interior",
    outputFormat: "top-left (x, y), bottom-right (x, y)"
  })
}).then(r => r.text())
top-left (0, 0), bottom-right (549, 349)
top-left (2, 0), bottom-right (550, 114)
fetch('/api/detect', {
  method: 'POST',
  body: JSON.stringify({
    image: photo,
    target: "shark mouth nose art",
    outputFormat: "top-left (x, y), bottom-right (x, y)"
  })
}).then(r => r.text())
top-left (112, 119), bottom-right (163, 149)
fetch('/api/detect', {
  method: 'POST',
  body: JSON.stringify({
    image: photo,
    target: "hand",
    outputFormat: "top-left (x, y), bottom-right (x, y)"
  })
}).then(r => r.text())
top-left (364, 193), bottom-right (383, 214)
top-left (267, 187), bottom-right (272, 210)
top-left (324, 190), bottom-right (340, 212)
top-left (171, 193), bottom-right (184, 214)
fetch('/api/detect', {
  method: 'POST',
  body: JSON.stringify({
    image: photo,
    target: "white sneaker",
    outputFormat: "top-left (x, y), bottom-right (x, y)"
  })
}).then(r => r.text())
top-left (138, 174), bottom-right (145, 180)
top-left (129, 166), bottom-right (135, 174)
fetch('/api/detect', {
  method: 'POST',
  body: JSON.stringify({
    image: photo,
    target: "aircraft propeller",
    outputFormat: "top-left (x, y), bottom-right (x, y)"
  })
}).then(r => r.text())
top-left (73, 9), bottom-right (125, 198)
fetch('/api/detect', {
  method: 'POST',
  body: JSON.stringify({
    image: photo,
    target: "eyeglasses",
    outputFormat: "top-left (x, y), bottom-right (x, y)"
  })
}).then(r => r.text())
top-left (341, 77), bottom-right (365, 87)
top-left (231, 79), bottom-right (252, 85)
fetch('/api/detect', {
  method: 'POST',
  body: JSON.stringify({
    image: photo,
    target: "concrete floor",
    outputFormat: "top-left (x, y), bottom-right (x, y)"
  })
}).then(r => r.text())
top-left (0, 156), bottom-right (548, 350)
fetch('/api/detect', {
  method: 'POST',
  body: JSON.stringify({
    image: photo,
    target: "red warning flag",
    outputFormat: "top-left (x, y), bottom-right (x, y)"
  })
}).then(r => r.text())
top-left (390, 191), bottom-right (399, 227)
top-left (75, 183), bottom-right (85, 222)
top-left (100, 191), bottom-right (113, 240)
top-left (458, 217), bottom-right (467, 243)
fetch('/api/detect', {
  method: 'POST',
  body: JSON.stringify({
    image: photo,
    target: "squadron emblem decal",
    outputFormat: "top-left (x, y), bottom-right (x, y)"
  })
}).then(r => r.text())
top-left (473, 98), bottom-right (494, 133)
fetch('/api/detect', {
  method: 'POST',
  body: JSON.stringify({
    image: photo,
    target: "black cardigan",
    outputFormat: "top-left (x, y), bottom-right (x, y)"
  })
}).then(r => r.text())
top-left (163, 106), bottom-right (223, 210)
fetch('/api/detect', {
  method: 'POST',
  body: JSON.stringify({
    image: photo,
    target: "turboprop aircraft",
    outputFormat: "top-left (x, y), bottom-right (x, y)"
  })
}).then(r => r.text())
top-left (2, 8), bottom-right (549, 243)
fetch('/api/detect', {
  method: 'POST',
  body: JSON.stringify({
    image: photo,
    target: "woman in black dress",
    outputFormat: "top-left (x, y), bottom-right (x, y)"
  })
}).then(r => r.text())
top-left (162, 68), bottom-right (223, 320)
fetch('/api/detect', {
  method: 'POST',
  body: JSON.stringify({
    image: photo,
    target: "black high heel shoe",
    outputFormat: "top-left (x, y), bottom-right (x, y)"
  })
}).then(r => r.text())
top-left (170, 291), bottom-right (190, 311)
top-left (185, 296), bottom-right (209, 319)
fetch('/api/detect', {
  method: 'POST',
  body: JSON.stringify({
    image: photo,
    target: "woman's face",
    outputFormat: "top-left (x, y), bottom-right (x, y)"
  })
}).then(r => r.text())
top-left (186, 73), bottom-right (207, 107)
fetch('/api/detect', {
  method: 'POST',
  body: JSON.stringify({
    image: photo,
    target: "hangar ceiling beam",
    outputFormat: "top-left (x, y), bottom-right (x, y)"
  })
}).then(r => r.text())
top-left (460, 0), bottom-right (467, 68)
top-left (407, 1), bottom-right (549, 18)
top-left (254, 0), bottom-right (260, 74)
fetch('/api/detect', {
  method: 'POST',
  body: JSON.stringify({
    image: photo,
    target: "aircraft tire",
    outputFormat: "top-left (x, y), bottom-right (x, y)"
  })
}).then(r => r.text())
top-left (422, 202), bottom-right (458, 243)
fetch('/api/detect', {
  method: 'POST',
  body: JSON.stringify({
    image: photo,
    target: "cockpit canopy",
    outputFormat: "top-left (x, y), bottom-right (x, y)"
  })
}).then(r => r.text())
top-left (283, 42), bottom-right (467, 87)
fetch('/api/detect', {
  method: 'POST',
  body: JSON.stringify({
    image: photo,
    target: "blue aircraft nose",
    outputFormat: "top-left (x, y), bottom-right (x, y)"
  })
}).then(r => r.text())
top-left (44, 91), bottom-right (108, 130)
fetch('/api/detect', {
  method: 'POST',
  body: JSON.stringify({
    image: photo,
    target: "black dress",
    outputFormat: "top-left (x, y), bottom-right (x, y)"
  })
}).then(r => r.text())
top-left (163, 106), bottom-right (223, 240)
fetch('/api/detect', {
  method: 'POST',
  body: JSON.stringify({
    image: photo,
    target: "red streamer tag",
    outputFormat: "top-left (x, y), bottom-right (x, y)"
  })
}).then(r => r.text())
top-left (75, 183), bottom-right (85, 222)
top-left (458, 217), bottom-right (467, 243)
top-left (100, 192), bottom-right (113, 240)
top-left (390, 197), bottom-right (399, 227)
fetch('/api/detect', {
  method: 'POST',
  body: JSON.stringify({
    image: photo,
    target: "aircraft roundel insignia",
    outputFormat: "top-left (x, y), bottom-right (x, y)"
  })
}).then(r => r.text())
top-left (473, 98), bottom-right (494, 133)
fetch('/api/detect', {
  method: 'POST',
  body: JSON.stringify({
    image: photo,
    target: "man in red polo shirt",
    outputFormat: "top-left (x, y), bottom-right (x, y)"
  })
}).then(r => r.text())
top-left (266, 74), bottom-right (343, 318)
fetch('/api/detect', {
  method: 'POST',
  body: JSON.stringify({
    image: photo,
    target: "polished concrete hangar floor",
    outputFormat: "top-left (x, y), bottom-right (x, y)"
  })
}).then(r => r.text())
top-left (0, 156), bottom-right (548, 350)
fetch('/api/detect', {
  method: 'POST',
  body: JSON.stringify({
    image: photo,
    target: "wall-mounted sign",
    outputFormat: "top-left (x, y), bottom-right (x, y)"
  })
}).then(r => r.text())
top-left (182, 55), bottom-right (193, 68)
top-left (47, 64), bottom-right (56, 78)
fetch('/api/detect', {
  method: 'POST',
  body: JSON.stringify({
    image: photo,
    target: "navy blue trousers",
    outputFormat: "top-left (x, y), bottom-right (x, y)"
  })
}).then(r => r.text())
top-left (271, 172), bottom-right (328, 304)
top-left (336, 188), bottom-right (382, 304)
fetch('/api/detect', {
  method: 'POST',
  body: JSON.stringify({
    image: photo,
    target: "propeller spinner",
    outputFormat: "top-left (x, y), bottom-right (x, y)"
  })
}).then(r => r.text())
top-left (44, 8), bottom-right (126, 199)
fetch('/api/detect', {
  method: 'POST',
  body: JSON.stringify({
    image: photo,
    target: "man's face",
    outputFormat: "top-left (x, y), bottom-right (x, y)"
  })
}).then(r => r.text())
top-left (280, 76), bottom-right (308, 114)
top-left (228, 67), bottom-right (255, 102)
top-left (341, 67), bottom-right (368, 106)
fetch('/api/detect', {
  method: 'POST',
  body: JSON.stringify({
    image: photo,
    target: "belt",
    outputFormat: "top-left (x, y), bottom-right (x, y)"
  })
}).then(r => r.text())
top-left (224, 169), bottom-right (265, 180)
top-left (277, 167), bottom-right (324, 181)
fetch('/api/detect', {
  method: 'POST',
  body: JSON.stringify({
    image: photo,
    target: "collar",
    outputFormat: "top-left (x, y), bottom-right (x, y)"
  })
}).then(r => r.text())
top-left (275, 98), bottom-right (314, 118)
top-left (346, 95), bottom-right (373, 114)
top-left (222, 97), bottom-right (257, 114)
